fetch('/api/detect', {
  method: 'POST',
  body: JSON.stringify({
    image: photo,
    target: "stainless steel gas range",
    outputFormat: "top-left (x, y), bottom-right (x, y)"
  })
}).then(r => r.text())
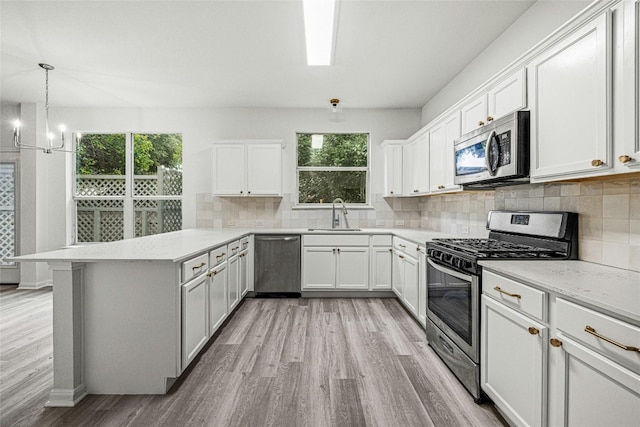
top-left (425, 210), bottom-right (578, 402)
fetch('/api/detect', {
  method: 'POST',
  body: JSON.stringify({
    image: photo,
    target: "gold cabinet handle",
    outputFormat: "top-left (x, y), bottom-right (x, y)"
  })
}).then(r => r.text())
top-left (388, 248), bottom-right (393, 253)
top-left (550, 338), bottom-right (562, 347)
top-left (439, 185), bottom-right (445, 189)
top-left (399, 255), bottom-right (405, 259)
top-left (414, 189), bottom-right (419, 193)
top-left (398, 244), bottom-right (406, 248)
top-left (494, 286), bottom-right (522, 299)
top-left (207, 270), bottom-right (218, 277)
top-left (192, 262), bottom-right (206, 271)
top-left (216, 253), bottom-right (226, 259)
top-left (584, 326), bottom-right (640, 352)
top-left (487, 116), bottom-right (494, 122)
top-left (528, 327), bottom-right (539, 335)
top-left (232, 246), bottom-right (239, 251)
top-left (591, 159), bottom-right (604, 167)
top-left (618, 155), bottom-right (632, 163)
top-left (478, 120), bottom-right (485, 126)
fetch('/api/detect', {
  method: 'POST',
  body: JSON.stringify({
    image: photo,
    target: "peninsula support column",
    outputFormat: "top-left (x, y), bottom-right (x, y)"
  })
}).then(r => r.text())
top-left (46, 262), bottom-right (87, 407)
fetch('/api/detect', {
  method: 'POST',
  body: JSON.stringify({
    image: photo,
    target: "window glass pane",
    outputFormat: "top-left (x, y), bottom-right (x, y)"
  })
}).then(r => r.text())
top-left (76, 134), bottom-right (126, 196)
top-left (297, 133), bottom-right (367, 167)
top-left (134, 199), bottom-right (182, 238)
top-left (76, 199), bottom-right (124, 242)
top-left (298, 171), bottom-right (366, 204)
top-left (133, 134), bottom-right (182, 196)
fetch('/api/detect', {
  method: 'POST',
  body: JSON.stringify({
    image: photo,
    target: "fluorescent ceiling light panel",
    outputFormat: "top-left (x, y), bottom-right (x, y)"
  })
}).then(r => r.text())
top-left (303, 0), bottom-right (337, 66)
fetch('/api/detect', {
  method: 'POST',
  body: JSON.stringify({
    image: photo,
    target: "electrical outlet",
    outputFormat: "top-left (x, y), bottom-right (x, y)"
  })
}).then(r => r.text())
top-left (449, 224), bottom-right (457, 234)
top-left (395, 220), bottom-right (405, 226)
top-left (376, 219), bottom-right (385, 227)
top-left (226, 220), bottom-right (235, 227)
top-left (255, 220), bottom-right (264, 227)
top-left (460, 225), bottom-right (470, 235)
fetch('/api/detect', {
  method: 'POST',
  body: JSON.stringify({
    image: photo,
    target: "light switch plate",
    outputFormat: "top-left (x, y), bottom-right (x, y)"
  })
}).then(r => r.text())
top-left (395, 220), bottom-right (405, 226)
top-left (226, 220), bottom-right (235, 226)
top-left (255, 220), bottom-right (264, 227)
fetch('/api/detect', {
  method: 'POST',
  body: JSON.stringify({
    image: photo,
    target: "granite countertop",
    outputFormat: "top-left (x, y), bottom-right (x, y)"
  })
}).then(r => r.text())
top-left (479, 260), bottom-right (640, 326)
top-left (9, 227), bottom-right (457, 264)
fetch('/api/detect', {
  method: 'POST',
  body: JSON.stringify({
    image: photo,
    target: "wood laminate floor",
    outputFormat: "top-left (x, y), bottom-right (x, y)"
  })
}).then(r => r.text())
top-left (0, 285), bottom-right (507, 427)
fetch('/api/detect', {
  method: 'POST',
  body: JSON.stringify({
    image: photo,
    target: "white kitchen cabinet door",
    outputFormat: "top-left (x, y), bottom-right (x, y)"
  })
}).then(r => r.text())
top-left (302, 247), bottom-right (336, 289)
top-left (417, 249), bottom-right (427, 328)
top-left (336, 247), bottom-right (369, 289)
top-left (212, 145), bottom-right (245, 195)
top-left (429, 111), bottom-right (462, 194)
top-left (383, 143), bottom-right (404, 196)
top-left (208, 263), bottom-right (227, 336)
top-left (227, 255), bottom-right (240, 311)
top-left (181, 274), bottom-right (209, 369)
top-left (411, 133), bottom-right (430, 195)
top-left (488, 68), bottom-right (527, 121)
top-left (481, 295), bottom-right (547, 427)
top-left (401, 254), bottom-right (419, 317)
top-left (392, 251), bottom-right (404, 298)
top-left (528, 14), bottom-right (611, 182)
top-left (246, 144), bottom-right (281, 196)
top-left (371, 247), bottom-right (392, 290)
top-left (460, 94), bottom-right (488, 135)
top-left (238, 251), bottom-right (248, 297)
top-left (549, 333), bottom-right (640, 427)
top-left (402, 141), bottom-right (416, 196)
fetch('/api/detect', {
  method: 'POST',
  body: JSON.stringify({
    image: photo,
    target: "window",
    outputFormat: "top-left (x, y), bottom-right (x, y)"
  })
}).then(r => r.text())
top-left (74, 133), bottom-right (182, 242)
top-left (296, 133), bottom-right (369, 205)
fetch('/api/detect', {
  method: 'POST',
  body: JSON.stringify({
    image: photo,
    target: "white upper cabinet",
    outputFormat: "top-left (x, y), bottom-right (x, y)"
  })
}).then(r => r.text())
top-left (487, 68), bottom-right (527, 121)
top-left (212, 141), bottom-right (283, 196)
top-left (528, 14), bottom-right (611, 182)
top-left (429, 111), bottom-right (462, 193)
top-left (381, 140), bottom-right (404, 197)
top-left (404, 132), bottom-right (429, 196)
top-left (460, 94), bottom-right (488, 135)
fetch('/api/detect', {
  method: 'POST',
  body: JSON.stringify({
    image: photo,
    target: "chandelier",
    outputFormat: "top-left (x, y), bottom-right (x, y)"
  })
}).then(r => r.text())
top-left (13, 63), bottom-right (67, 153)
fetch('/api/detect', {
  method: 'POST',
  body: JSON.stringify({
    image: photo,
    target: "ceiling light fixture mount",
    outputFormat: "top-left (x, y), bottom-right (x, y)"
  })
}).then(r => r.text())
top-left (328, 98), bottom-right (344, 122)
top-left (13, 63), bottom-right (67, 154)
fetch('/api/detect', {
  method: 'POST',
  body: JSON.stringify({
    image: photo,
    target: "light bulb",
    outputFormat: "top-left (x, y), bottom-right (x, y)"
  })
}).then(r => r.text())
top-left (59, 124), bottom-right (66, 132)
top-left (13, 119), bottom-right (21, 129)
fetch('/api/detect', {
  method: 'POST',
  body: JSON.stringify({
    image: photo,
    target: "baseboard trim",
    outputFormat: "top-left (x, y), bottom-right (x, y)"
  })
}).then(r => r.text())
top-left (17, 280), bottom-right (52, 290)
top-left (45, 385), bottom-right (88, 407)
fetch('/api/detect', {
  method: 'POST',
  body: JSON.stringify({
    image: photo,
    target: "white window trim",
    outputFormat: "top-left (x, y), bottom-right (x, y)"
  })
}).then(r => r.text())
top-left (295, 132), bottom-right (371, 208)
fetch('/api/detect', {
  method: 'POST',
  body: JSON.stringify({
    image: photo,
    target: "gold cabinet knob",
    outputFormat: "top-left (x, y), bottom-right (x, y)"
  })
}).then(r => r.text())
top-left (477, 120), bottom-right (485, 126)
top-left (550, 338), bottom-right (562, 347)
top-left (438, 185), bottom-right (445, 190)
top-left (487, 116), bottom-right (494, 122)
top-left (591, 159), bottom-right (604, 167)
top-left (528, 327), bottom-right (540, 335)
top-left (618, 155), bottom-right (632, 163)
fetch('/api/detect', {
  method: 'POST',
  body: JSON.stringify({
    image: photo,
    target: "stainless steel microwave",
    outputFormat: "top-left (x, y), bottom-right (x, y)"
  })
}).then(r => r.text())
top-left (453, 111), bottom-right (530, 188)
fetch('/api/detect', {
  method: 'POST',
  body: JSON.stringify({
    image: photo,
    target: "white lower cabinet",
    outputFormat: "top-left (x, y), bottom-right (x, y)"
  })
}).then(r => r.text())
top-left (371, 246), bottom-right (393, 290)
top-left (482, 269), bottom-right (640, 427)
top-left (392, 249), bottom-right (419, 318)
top-left (481, 294), bottom-right (547, 427)
top-left (208, 261), bottom-right (227, 336)
top-left (181, 273), bottom-right (209, 369)
top-left (417, 248), bottom-right (427, 328)
top-left (336, 247), bottom-right (369, 289)
top-left (239, 250), bottom-right (248, 297)
top-left (302, 246), bottom-right (369, 289)
top-left (303, 247), bottom-right (336, 289)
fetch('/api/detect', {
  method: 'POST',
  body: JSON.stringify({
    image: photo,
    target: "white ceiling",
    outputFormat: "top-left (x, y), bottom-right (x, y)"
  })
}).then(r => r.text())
top-left (1, 0), bottom-right (536, 109)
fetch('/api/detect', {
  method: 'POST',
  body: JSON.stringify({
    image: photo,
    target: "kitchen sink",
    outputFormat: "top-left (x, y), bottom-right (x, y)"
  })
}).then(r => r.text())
top-left (307, 228), bottom-right (362, 232)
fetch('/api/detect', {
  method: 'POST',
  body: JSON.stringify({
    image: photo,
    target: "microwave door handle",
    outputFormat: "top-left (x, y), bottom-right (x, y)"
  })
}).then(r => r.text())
top-left (485, 130), bottom-right (498, 176)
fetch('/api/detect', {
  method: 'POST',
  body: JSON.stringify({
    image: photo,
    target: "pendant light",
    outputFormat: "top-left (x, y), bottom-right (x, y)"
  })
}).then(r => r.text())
top-left (13, 63), bottom-right (67, 154)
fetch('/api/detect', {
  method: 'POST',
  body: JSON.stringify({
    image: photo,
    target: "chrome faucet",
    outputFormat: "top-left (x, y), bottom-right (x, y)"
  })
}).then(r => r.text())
top-left (331, 198), bottom-right (350, 229)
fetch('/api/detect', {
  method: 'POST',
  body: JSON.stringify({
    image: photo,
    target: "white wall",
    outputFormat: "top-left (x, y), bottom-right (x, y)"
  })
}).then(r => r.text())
top-left (25, 106), bottom-right (421, 234)
top-left (421, 0), bottom-right (591, 124)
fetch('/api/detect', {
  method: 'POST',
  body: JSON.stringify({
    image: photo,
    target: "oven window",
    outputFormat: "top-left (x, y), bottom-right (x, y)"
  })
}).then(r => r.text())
top-left (455, 140), bottom-right (487, 176)
top-left (427, 263), bottom-right (472, 346)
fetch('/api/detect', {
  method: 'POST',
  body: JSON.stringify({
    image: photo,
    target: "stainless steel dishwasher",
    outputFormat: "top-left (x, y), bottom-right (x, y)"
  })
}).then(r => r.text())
top-left (254, 235), bottom-right (301, 297)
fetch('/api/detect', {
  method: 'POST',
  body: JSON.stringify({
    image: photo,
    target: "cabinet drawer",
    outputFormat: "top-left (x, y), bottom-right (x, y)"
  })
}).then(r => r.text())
top-left (228, 240), bottom-right (241, 257)
top-left (393, 237), bottom-right (419, 255)
top-left (556, 298), bottom-right (640, 373)
top-left (240, 236), bottom-right (250, 252)
top-left (209, 246), bottom-right (227, 267)
top-left (182, 253), bottom-right (209, 283)
top-left (483, 271), bottom-right (546, 321)
top-left (372, 235), bottom-right (392, 246)
top-left (304, 234), bottom-right (369, 246)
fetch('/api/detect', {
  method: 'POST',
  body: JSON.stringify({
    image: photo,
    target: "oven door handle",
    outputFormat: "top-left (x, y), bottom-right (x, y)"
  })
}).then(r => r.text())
top-left (427, 257), bottom-right (473, 283)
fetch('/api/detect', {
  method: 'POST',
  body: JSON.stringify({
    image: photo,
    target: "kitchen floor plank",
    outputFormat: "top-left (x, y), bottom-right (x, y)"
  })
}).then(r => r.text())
top-left (0, 287), bottom-right (507, 427)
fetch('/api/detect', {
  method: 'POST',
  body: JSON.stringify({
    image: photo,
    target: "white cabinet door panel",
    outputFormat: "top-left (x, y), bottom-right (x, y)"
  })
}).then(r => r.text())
top-left (182, 275), bottom-right (208, 369)
top-left (488, 68), bottom-right (527, 120)
top-left (401, 255), bottom-right (419, 316)
top-left (247, 144), bottom-right (281, 195)
top-left (384, 144), bottom-right (404, 196)
top-left (228, 255), bottom-right (240, 311)
top-left (212, 145), bottom-right (245, 195)
top-left (303, 247), bottom-right (336, 289)
top-left (461, 95), bottom-right (488, 135)
top-left (529, 14), bottom-right (611, 181)
top-left (208, 263), bottom-right (227, 335)
top-left (336, 247), bottom-right (369, 289)
top-left (371, 247), bottom-right (392, 290)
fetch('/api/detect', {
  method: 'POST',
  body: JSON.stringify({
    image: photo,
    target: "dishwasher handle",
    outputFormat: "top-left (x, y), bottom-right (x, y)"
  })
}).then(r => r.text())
top-left (255, 236), bottom-right (300, 242)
